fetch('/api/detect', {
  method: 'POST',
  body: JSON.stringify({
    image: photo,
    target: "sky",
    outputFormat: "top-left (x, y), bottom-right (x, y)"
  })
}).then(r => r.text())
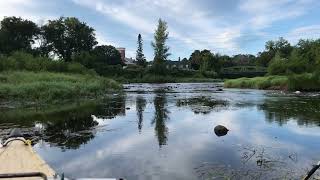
top-left (1, 0), bottom-right (320, 61)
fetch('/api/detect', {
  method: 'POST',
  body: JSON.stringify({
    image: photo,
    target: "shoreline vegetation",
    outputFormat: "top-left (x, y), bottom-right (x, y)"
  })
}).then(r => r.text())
top-left (0, 71), bottom-right (121, 104)
top-left (1, 15), bottom-right (320, 104)
top-left (224, 72), bottom-right (320, 91)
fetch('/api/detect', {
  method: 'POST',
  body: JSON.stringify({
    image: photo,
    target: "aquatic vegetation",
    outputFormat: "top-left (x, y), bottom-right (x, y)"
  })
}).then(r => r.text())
top-left (176, 96), bottom-right (228, 114)
top-left (195, 145), bottom-right (308, 180)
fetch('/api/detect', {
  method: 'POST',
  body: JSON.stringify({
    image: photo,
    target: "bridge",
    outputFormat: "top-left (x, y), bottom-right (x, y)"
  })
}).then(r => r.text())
top-left (220, 66), bottom-right (267, 78)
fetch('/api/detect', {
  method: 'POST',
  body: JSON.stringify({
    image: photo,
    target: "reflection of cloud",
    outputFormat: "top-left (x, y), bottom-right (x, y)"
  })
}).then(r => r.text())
top-left (60, 129), bottom-right (153, 171)
top-left (285, 121), bottom-right (320, 137)
top-left (35, 90), bottom-right (320, 179)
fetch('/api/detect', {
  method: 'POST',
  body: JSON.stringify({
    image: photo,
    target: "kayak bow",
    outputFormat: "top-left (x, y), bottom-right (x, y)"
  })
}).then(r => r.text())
top-left (0, 129), bottom-right (55, 179)
top-left (0, 129), bottom-right (125, 180)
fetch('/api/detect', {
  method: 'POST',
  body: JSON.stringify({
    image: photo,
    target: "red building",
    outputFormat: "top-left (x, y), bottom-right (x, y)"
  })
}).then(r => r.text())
top-left (116, 47), bottom-right (125, 63)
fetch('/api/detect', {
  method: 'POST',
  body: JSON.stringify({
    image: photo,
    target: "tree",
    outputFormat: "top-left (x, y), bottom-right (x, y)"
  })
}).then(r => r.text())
top-left (151, 19), bottom-right (170, 65)
top-left (42, 17), bottom-right (97, 61)
top-left (92, 45), bottom-right (122, 65)
top-left (189, 50), bottom-right (202, 70)
top-left (268, 51), bottom-right (288, 75)
top-left (0, 16), bottom-right (40, 55)
top-left (136, 34), bottom-right (146, 67)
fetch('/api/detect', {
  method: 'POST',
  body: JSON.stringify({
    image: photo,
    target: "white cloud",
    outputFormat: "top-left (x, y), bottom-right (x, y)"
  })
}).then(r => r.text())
top-left (1, 0), bottom-right (319, 58)
top-left (0, 0), bottom-right (55, 23)
top-left (240, 0), bottom-right (317, 28)
top-left (72, 0), bottom-right (243, 55)
top-left (286, 25), bottom-right (320, 43)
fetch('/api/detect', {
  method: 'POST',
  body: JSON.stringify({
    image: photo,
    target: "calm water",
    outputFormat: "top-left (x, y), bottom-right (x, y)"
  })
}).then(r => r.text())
top-left (1, 83), bottom-right (320, 179)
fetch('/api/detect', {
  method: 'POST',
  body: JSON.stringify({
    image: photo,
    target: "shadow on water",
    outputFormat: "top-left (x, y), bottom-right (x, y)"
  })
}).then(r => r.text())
top-left (259, 97), bottom-right (320, 126)
top-left (0, 95), bottom-right (126, 149)
top-left (151, 90), bottom-right (170, 147)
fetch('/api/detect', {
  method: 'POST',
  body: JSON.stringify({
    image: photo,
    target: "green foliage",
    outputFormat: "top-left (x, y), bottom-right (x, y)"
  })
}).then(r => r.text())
top-left (92, 45), bottom-right (122, 65)
top-left (42, 17), bottom-right (97, 61)
top-left (257, 37), bottom-right (293, 67)
top-left (267, 52), bottom-right (288, 75)
top-left (288, 73), bottom-right (320, 91)
top-left (0, 71), bottom-right (121, 102)
top-left (151, 19), bottom-right (170, 66)
top-left (224, 76), bottom-right (288, 90)
top-left (71, 51), bottom-right (96, 68)
top-left (0, 16), bottom-right (40, 55)
top-left (0, 51), bottom-right (94, 75)
top-left (189, 49), bottom-right (221, 74)
top-left (190, 50), bottom-right (202, 70)
top-left (136, 34), bottom-right (146, 67)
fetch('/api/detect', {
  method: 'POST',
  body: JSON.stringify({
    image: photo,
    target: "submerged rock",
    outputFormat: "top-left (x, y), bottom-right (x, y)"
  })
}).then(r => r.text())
top-left (214, 125), bottom-right (229, 137)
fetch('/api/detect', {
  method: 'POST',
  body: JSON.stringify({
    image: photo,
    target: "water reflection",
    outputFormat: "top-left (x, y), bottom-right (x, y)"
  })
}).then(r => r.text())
top-left (0, 95), bottom-right (126, 149)
top-left (259, 97), bottom-right (320, 126)
top-left (2, 84), bottom-right (320, 179)
top-left (152, 91), bottom-right (170, 147)
top-left (136, 96), bottom-right (147, 133)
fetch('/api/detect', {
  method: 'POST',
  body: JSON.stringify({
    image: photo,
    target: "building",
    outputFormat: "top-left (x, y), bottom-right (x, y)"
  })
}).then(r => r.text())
top-left (116, 47), bottom-right (126, 63)
top-left (166, 58), bottom-right (190, 70)
top-left (125, 57), bottom-right (136, 65)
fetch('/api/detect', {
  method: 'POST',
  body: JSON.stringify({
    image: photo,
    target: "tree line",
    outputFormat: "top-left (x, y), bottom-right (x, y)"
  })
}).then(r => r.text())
top-left (186, 36), bottom-right (320, 76)
top-left (0, 16), bottom-right (124, 72)
top-left (1, 16), bottom-right (319, 78)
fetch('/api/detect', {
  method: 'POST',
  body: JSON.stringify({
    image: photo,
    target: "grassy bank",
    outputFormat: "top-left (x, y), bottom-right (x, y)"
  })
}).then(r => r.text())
top-left (115, 75), bottom-right (222, 83)
top-left (224, 76), bottom-right (288, 90)
top-left (0, 71), bottom-right (121, 103)
top-left (224, 73), bottom-right (320, 91)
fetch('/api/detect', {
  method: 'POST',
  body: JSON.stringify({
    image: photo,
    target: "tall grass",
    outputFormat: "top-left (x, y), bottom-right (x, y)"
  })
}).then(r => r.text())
top-left (224, 76), bottom-right (288, 90)
top-left (288, 73), bottom-right (320, 91)
top-left (0, 51), bottom-right (96, 75)
top-left (0, 71), bottom-right (121, 102)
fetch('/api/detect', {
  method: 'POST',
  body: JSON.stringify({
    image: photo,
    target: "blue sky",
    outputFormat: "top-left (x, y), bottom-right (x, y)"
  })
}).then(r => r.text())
top-left (1, 0), bottom-right (320, 61)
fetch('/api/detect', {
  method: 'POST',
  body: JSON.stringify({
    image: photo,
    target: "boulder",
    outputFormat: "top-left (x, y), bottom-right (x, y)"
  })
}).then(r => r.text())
top-left (214, 125), bottom-right (229, 137)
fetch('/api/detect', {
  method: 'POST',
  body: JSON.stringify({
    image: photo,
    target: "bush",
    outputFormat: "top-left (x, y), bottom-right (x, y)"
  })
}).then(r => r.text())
top-left (0, 71), bottom-right (121, 102)
top-left (224, 76), bottom-right (288, 90)
top-left (288, 73), bottom-right (320, 91)
top-left (0, 51), bottom-right (94, 75)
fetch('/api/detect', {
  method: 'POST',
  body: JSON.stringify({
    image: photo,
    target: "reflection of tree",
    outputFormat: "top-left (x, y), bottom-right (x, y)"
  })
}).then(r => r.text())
top-left (136, 96), bottom-right (147, 132)
top-left (43, 106), bottom-right (99, 150)
top-left (176, 96), bottom-right (228, 114)
top-left (259, 97), bottom-right (320, 126)
top-left (0, 95), bottom-right (126, 149)
top-left (152, 92), bottom-right (169, 147)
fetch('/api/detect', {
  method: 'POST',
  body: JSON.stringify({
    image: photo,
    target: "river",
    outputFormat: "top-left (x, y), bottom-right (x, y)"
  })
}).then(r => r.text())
top-left (1, 83), bottom-right (320, 179)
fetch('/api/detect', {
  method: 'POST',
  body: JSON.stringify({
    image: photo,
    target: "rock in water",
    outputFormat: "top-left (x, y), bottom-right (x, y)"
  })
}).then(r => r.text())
top-left (214, 125), bottom-right (229, 137)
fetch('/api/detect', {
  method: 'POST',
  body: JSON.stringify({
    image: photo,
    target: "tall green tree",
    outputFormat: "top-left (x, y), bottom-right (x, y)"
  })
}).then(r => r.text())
top-left (151, 19), bottom-right (170, 65)
top-left (42, 17), bottom-right (97, 61)
top-left (0, 16), bottom-right (40, 55)
top-left (189, 50), bottom-right (202, 70)
top-left (136, 34), bottom-right (146, 67)
top-left (92, 45), bottom-right (122, 65)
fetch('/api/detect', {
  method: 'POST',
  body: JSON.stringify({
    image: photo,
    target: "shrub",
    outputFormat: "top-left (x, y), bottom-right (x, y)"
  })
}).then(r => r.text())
top-left (0, 51), bottom-right (95, 75)
top-left (224, 76), bottom-right (288, 90)
top-left (0, 71), bottom-right (121, 102)
top-left (288, 73), bottom-right (320, 91)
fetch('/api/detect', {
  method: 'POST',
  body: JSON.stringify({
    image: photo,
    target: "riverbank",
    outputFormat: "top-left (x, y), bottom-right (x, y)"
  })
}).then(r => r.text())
top-left (224, 73), bottom-right (320, 91)
top-left (0, 71), bottom-right (121, 104)
top-left (115, 75), bottom-right (222, 83)
top-left (224, 76), bottom-right (288, 90)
